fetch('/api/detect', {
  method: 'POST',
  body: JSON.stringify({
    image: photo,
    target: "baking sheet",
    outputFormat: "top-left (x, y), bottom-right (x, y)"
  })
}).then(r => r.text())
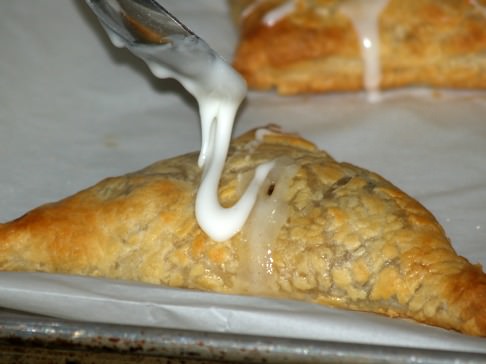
top-left (0, 0), bottom-right (486, 355)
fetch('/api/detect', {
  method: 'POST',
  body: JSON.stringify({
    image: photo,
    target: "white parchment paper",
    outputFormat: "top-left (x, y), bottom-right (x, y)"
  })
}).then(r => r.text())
top-left (0, 0), bottom-right (486, 353)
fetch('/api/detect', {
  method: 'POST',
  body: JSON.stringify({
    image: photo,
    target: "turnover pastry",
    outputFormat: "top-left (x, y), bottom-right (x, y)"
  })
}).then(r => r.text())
top-left (230, 0), bottom-right (486, 95)
top-left (0, 128), bottom-right (485, 337)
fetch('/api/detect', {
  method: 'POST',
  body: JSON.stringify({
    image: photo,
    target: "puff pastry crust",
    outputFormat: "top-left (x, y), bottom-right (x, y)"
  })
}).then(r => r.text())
top-left (230, 0), bottom-right (486, 94)
top-left (1, 128), bottom-right (485, 337)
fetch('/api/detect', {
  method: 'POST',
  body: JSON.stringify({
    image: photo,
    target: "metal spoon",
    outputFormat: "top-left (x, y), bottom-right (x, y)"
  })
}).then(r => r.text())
top-left (84, 0), bottom-right (238, 86)
top-left (84, 1), bottom-right (256, 241)
top-left (84, 0), bottom-right (247, 170)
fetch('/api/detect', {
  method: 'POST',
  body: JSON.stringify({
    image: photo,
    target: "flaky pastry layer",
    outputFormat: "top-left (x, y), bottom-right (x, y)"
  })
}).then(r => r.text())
top-left (0, 128), bottom-right (485, 337)
top-left (231, 0), bottom-right (486, 94)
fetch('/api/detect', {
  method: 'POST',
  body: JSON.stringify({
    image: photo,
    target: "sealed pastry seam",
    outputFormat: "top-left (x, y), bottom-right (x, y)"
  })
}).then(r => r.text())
top-left (0, 128), bottom-right (485, 337)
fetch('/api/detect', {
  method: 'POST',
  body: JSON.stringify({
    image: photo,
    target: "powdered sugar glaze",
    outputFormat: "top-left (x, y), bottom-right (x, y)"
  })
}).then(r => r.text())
top-left (101, 23), bottom-right (274, 242)
top-left (250, 0), bottom-right (389, 101)
top-left (340, 0), bottom-right (389, 101)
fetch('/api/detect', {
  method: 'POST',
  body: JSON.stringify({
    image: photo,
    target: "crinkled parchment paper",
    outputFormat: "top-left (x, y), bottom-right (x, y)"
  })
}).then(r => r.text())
top-left (0, 0), bottom-right (485, 354)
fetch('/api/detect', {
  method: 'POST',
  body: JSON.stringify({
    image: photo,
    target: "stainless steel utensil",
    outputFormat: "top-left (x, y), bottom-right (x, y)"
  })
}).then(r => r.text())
top-left (84, 0), bottom-right (237, 90)
top-left (84, 0), bottom-right (248, 170)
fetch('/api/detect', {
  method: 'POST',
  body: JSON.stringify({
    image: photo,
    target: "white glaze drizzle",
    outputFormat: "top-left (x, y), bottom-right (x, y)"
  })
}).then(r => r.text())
top-left (255, 126), bottom-right (281, 141)
top-left (262, 0), bottom-right (295, 26)
top-left (340, 0), bottom-right (389, 102)
top-left (150, 52), bottom-right (275, 242)
top-left (239, 158), bottom-right (298, 294)
top-left (241, 0), bottom-right (267, 19)
top-left (103, 29), bottom-right (274, 242)
top-left (243, 126), bottom-right (283, 154)
top-left (470, 0), bottom-right (486, 17)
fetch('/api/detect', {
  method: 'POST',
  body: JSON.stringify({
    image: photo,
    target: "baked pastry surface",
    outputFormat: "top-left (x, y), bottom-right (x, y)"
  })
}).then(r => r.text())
top-left (0, 128), bottom-right (485, 337)
top-left (230, 0), bottom-right (486, 94)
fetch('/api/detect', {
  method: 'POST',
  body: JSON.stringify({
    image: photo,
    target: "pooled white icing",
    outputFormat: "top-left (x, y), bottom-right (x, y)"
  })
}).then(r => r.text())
top-left (340, 0), bottom-right (389, 102)
top-left (103, 30), bottom-right (274, 242)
